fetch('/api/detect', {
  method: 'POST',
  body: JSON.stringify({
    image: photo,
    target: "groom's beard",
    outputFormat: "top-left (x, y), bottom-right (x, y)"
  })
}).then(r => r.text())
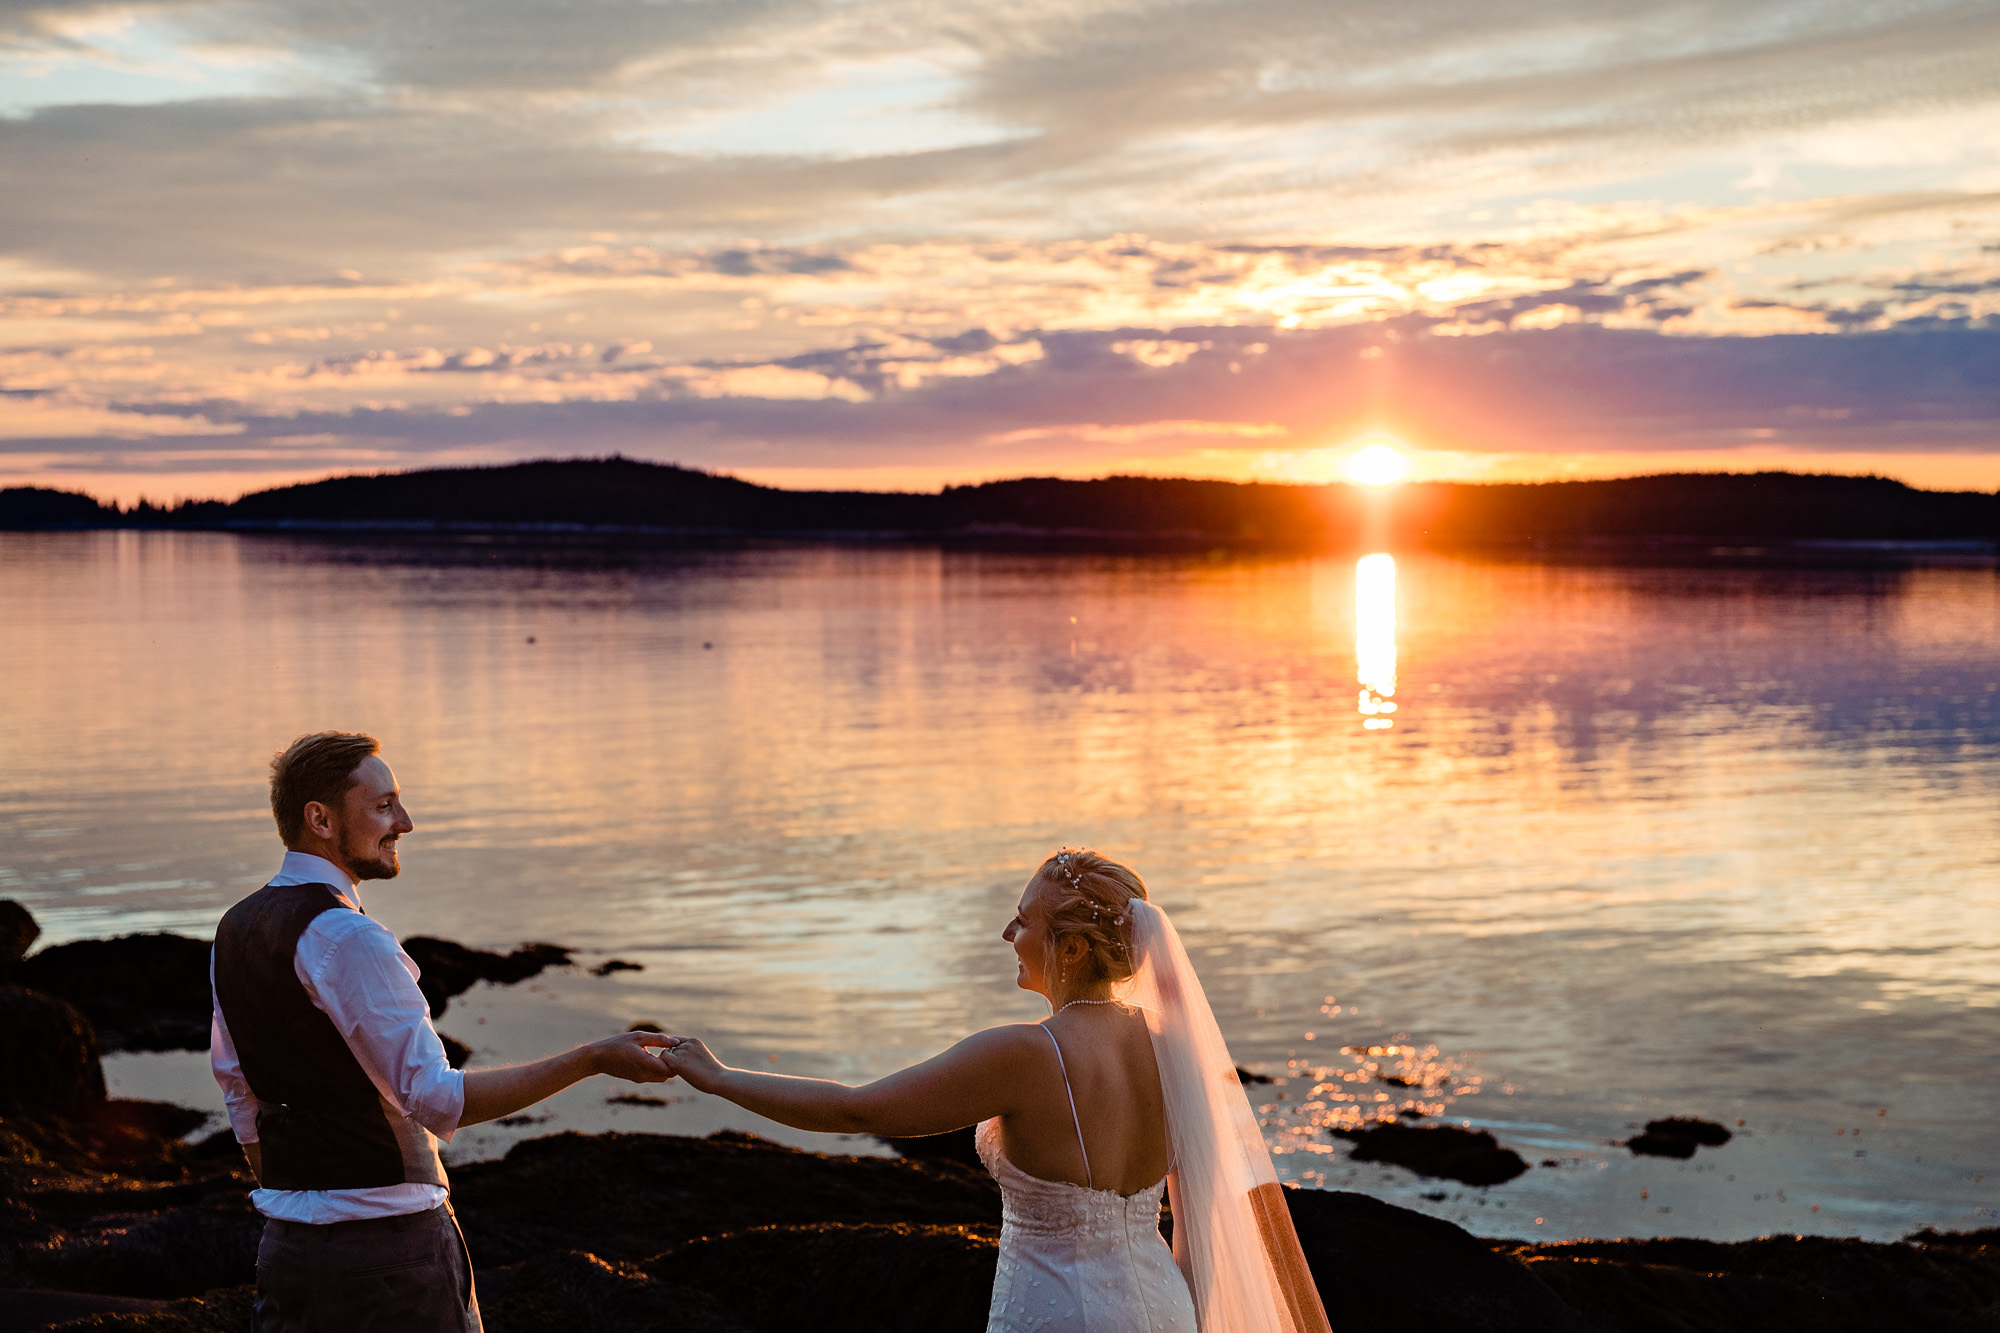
top-left (345, 829), bottom-right (403, 881)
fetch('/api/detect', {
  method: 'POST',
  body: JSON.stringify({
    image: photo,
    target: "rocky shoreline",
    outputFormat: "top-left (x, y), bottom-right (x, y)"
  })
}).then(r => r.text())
top-left (4, 906), bottom-right (1998, 1331)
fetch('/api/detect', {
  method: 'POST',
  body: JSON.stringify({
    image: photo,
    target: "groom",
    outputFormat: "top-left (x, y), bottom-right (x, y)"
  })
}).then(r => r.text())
top-left (210, 731), bottom-right (672, 1332)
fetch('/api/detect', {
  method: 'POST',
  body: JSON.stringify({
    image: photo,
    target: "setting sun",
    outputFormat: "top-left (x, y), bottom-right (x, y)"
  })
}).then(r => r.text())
top-left (1344, 443), bottom-right (1412, 488)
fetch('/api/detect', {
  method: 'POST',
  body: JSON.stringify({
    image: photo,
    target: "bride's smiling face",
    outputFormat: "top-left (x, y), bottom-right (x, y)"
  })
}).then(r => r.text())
top-left (1003, 878), bottom-right (1057, 995)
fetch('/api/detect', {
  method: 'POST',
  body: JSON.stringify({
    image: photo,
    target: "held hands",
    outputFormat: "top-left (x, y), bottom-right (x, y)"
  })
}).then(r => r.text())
top-left (590, 1030), bottom-right (679, 1083)
top-left (655, 1035), bottom-right (726, 1093)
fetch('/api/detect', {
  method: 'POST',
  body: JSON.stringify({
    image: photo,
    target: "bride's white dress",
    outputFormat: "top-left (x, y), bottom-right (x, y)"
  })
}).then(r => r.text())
top-left (976, 1028), bottom-right (1197, 1333)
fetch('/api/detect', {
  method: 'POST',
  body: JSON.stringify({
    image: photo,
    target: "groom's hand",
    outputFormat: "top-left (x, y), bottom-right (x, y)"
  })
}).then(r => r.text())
top-left (591, 1030), bottom-right (677, 1083)
top-left (656, 1036), bottom-right (726, 1093)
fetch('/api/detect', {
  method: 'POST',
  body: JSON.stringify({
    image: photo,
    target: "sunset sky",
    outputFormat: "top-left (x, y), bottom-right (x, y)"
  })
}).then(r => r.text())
top-left (4, 0), bottom-right (1997, 504)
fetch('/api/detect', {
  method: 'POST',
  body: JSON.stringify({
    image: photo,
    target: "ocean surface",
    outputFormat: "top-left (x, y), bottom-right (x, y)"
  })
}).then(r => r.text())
top-left (3, 530), bottom-right (1996, 1243)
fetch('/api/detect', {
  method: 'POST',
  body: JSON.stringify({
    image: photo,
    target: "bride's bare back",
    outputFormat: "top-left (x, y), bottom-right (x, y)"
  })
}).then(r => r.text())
top-left (997, 1005), bottom-right (1170, 1196)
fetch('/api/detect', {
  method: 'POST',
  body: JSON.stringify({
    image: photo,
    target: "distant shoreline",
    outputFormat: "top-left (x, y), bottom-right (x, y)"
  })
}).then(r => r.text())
top-left (5, 458), bottom-right (1998, 556)
top-left (8, 521), bottom-right (1995, 567)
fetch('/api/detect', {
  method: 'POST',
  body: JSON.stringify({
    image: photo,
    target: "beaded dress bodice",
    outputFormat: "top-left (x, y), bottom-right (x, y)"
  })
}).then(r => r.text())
top-left (975, 1063), bottom-right (1196, 1333)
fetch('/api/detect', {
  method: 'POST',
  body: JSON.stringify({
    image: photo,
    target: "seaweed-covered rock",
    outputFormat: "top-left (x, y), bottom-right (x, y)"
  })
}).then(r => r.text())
top-left (10, 926), bottom-right (585, 1052)
top-left (477, 1248), bottom-right (746, 1333)
top-left (1505, 1232), bottom-right (2000, 1332)
top-left (18, 934), bottom-right (214, 1054)
top-left (25, 1201), bottom-right (263, 1299)
top-left (1287, 1188), bottom-right (1590, 1332)
top-left (450, 1129), bottom-right (1000, 1268)
top-left (646, 1222), bottom-right (998, 1333)
top-left (12, 1284), bottom-right (255, 1331)
top-left (399, 938), bottom-right (573, 1017)
top-left (1333, 1122), bottom-right (1528, 1186)
top-left (1, 1089), bottom-right (252, 1299)
top-left (17, 1122), bottom-right (2000, 1333)
top-left (878, 1125), bottom-right (983, 1173)
top-left (0, 1288), bottom-right (174, 1330)
top-left (1624, 1117), bottom-right (1734, 1159)
top-left (0, 984), bottom-right (107, 1117)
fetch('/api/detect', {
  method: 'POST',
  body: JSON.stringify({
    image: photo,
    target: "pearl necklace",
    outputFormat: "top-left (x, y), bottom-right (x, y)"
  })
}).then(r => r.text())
top-left (1055, 998), bottom-right (1120, 1014)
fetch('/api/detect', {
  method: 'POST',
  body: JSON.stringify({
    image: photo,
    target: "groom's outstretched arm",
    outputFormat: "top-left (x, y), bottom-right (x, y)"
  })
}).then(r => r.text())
top-left (659, 1026), bottom-right (1038, 1137)
top-left (460, 1031), bottom-right (674, 1127)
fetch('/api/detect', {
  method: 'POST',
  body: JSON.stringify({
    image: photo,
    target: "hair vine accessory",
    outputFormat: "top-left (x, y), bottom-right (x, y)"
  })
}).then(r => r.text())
top-left (1055, 849), bottom-right (1131, 929)
top-left (1053, 847), bottom-right (1087, 894)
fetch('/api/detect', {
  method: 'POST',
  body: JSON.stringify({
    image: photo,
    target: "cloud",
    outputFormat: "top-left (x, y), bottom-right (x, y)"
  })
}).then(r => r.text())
top-left (8, 321), bottom-right (1995, 488)
top-left (4, 0), bottom-right (1999, 498)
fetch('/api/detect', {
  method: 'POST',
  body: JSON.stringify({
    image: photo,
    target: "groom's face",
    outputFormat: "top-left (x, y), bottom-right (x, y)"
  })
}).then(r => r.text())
top-left (332, 755), bottom-right (415, 881)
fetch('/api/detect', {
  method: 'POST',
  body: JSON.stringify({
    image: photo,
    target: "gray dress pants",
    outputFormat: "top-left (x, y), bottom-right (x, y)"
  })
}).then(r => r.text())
top-left (254, 1202), bottom-right (482, 1333)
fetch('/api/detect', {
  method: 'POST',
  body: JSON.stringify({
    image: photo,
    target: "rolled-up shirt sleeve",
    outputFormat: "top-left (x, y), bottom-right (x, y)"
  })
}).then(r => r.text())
top-left (300, 915), bottom-right (466, 1141)
top-left (209, 953), bottom-right (261, 1144)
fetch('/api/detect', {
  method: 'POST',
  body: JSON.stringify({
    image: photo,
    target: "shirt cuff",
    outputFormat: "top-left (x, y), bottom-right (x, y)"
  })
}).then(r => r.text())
top-left (409, 1066), bottom-right (466, 1142)
top-left (223, 1097), bottom-right (261, 1145)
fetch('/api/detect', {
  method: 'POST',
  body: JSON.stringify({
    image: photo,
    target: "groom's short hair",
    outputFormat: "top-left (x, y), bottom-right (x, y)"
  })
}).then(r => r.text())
top-left (270, 731), bottom-right (381, 845)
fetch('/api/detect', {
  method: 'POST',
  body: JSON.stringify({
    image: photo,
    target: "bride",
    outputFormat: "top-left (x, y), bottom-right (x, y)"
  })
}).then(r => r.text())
top-left (657, 849), bottom-right (1331, 1333)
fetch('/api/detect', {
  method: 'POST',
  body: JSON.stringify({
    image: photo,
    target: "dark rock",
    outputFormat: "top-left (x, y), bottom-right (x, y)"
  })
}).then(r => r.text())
top-left (607, 1095), bottom-right (668, 1107)
top-left (1288, 1188), bottom-right (1591, 1332)
top-left (11, 926), bottom-right (582, 1051)
top-left (1234, 1065), bottom-right (1273, 1085)
top-left (0, 1288), bottom-right (172, 1331)
top-left (73, 1102), bottom-right (213, 1179)
top-left (1334, 1123), bottom-right (1529, 1186)
top-left (1, 1092), bottom-right (255, 1299)
top-left (449, 1130), bottom-right (999, 1269)
top-left (187, 1129), bottom-right (245, 1164)
top-left (1907, 1226), bottom-right (2000, 1248)
top-left (16, 1120), bottom-right (2000, 1333)
top-left (1504, 1232), bottom-right (2000, 1332)
top-left (4, 1283), bottom-right (255, 1331)
top-left (437, 1032), bottom-right (472, 1069)
top-left (0, 899), bottom-right (39, 965)
top-left (1648, 1117), bottom-right (1732, 1147)
top-left (18, 935), bottom-right (214, 1054)
top-left (1624, 1118), bottom-right (1732, 1159)
top-left (627, 1021), bottom-right (664, 1032)
top-left (1623, 1116), bottom-right (1734, 1162)
top-left (24, 1203), bottom-right (262, 1299)
top-left (479, 1248), bottom-right (746, 1333)
top-left (400, 938), bottom-right (573, 1017)
top-left (1624, 1129), bottom-right (1698, 1158)
top-left (646, 1222), bottom-right (998, 1333)
top-left (591, 959), bottom-right (643, 976)
top-left (0, 985), bottom-right (107, 1117)
top-left (878, 1126), bottom-right (983, 1174)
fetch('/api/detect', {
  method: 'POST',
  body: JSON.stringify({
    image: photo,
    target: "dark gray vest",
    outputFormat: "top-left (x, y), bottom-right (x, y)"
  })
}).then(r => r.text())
top-left (212, 881), bottom-right (447, 1192)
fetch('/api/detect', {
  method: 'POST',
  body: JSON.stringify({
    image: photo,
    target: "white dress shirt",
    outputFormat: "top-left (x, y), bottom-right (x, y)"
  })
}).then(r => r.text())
top-left (210, 850), bottom-right (466, 1223)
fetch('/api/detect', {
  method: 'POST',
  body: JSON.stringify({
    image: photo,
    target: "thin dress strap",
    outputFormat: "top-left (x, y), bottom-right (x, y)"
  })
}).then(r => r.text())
top-left (1040, 1024), bottom-right (1091, 1189)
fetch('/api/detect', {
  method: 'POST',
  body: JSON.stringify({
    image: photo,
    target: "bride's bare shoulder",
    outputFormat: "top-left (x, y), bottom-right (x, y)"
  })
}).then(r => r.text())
top-left (955, 1021), bottom-right (1059, 1056)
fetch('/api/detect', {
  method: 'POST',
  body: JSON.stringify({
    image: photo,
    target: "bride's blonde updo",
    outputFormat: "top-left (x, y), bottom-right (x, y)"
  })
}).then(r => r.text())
top-left (1035, 848), bottom-right (1149, 985)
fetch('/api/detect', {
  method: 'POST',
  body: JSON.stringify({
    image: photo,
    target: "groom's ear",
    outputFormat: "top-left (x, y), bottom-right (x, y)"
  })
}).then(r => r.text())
top-left (301, 799), bottom-right (334, 839)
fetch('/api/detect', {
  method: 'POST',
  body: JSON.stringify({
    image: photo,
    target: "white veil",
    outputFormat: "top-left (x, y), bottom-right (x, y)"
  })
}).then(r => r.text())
top-left (1118, 899), bottom-right (1333, 1333)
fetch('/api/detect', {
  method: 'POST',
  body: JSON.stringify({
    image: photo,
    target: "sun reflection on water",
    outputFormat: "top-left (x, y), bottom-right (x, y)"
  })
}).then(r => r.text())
top-left (1355, 553), bottom-right (1397, 730)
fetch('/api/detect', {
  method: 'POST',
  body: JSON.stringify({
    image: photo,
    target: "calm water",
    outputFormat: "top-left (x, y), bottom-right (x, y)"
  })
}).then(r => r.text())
top-left (3, 531), bottom-right (1997, 1243)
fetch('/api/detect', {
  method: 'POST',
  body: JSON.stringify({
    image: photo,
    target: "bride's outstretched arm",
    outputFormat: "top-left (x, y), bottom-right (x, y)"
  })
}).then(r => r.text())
top-left (658, 1026), bottom-right (1040, 1137)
